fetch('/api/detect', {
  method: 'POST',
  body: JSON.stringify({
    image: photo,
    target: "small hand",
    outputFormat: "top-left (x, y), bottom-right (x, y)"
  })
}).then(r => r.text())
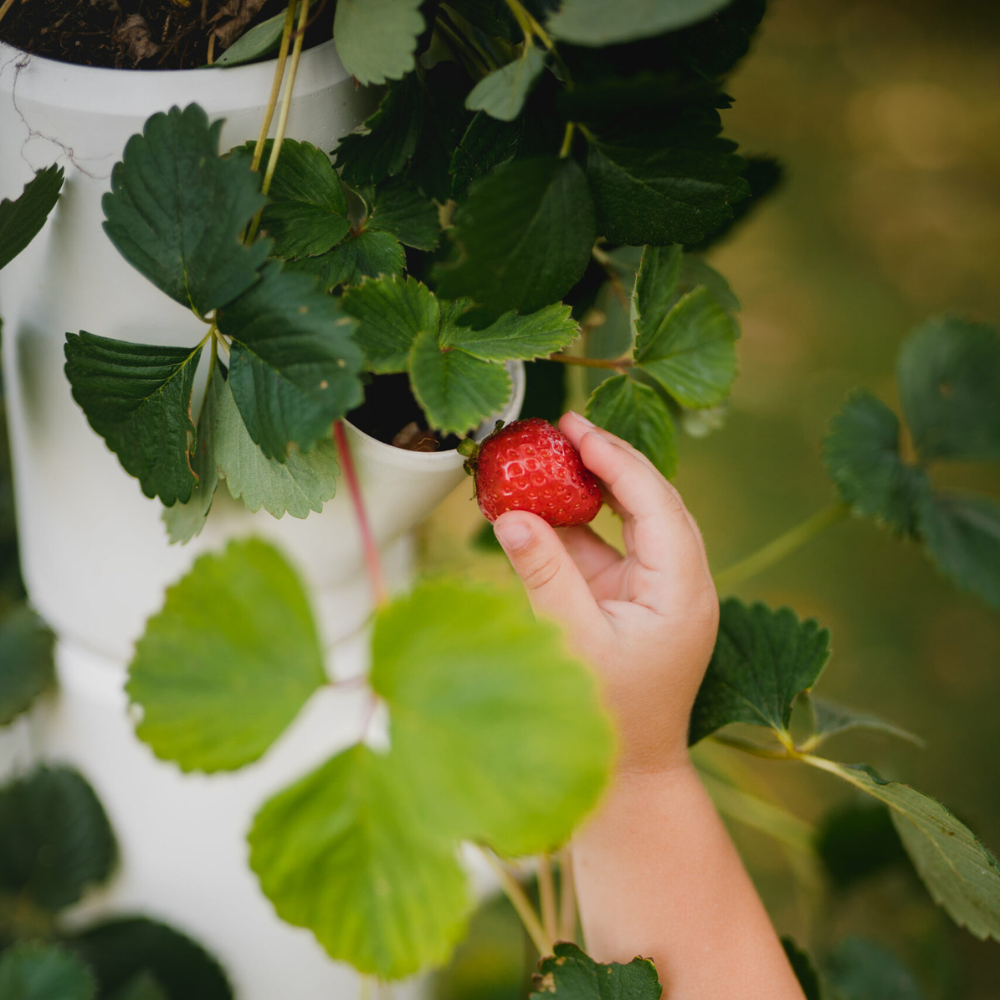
top-left (492, 411), bottom-right (719, 774)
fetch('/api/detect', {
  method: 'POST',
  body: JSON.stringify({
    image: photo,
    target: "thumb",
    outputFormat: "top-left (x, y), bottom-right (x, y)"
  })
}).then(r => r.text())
top-left (493, 511), bottom-right (603, 643)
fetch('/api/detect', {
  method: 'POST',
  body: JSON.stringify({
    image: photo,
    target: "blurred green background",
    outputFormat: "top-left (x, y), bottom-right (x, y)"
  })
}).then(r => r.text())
top-left (421, 1), bottom-right (1000, 996)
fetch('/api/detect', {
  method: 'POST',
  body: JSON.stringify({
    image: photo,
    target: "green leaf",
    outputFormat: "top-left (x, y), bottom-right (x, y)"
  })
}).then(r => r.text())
top-left (824, 389), bottom-right (928, 537)
top-left (897, 316), bottom-right (1000, 462)
top-left (633, 244), bottom-right (683, 337)
top-left (215, 371), bottom-right (339, 518)
top-left (409, 329), bottom-right (512, 436)
top-left (437, 157), bottom-right (596, 314)
top-left (676, 253), bottom-right (740, 313)
top-left (249, 743), bottom-right (471, 979)
top-left (214, 7), bottom-right (288, 66)
top-left (689, 599), bottom-right (831, 745)
top-left (823, 937), bottom-right (927, 1000)
top-left (802, 694), bottom-right (924, 749)
top-left (529, 942), bottom-right (661, 999)
top-left (0, 164), bottom-right (64, 271)
top-left (815, 801), bottom-right (908, 890)
top-left (247, 140), bottom-right (350, 259)
top-left (342, 274), bottom-right (440, 372)
top-left (548, 0), bottom-right (729, 45)
top-left (333, 0), bottom-right (424, 85)
top-left (811, 759), bottom-right (1000, 941)
top-left (103, 105), bottom-right (268, 316)
top-left (585, 374), bottom-right (677, 478)
top-left (109, 973), bottom-right (170, 1000)
top-left (126, 538), bottom-right (326, 772)
top-left (917, 490), bottom-right (1000, 609)
top-left (634, 286), bottom-right (738, 408)
top-left (366, 177), bottom-right (440, 250)
top-left (439, 303), bottom-right (579, 361)
top-left (220, 262), bottom-right (364, 460)
top-left (450, 112), bottom-right (525, 198)
top-left (63, 333), bottom-right (203, 505)
top-left (0, 943), bottom-right (95, 1000)
top-left (0, 765), bottom-right (116, 911)
top-left (370, 581), bottom-right (614, 855)
top-left (66, 917), bottom-right (233, 1000)
top-left (288, 230), bottom-right (405, 290)
top-left (586, 111), bottom-right (749, 247)
top-left (781, 939), bottom-right (821, 1000)
top-left (0, 604), bottom-right (55, 724)
top-left (466, 44), bottom-right (546, 122)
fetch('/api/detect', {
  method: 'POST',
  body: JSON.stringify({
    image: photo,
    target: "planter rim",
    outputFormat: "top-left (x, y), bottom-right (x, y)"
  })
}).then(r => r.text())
top-left (0, 37), bottom-right (347, 114)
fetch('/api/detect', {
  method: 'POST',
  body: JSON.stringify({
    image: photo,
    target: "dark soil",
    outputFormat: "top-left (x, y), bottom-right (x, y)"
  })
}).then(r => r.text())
top-left (347, 373), bottom-right (461, 453)
top-left (0, 0), bottom-right (335, 70)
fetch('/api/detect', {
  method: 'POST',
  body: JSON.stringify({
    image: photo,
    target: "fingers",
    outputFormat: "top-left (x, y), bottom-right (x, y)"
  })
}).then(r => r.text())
top-left (557, 525), bottom-right (622, 583)
top-left (493, 511), bottom-right (608, 647)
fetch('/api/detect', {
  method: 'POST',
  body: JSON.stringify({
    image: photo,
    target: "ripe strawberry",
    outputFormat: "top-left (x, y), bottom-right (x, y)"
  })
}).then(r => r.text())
top-left (469, 418), bottom-right (603, 527)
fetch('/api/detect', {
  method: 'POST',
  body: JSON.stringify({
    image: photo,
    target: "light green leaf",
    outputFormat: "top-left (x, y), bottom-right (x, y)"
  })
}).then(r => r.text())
top-left (0, 604), bottom-right (56, 725)
top-left (288, 230), bottom-right (405, 290)
top-left (678, 254), bottom-right (740, 313)
top-left (823, 937), bottom-right (926, 1000)
top-left (917, 490), bottom-right (1000, 609)
top-left (633, 244), bottom-right (683, 339)
top-left (371, 581), bottom-right (614, 855)
top-left (214, 7), bottom-right (289, 66)
top-left (64, 332), bottom-right (203, 505)
top-left (127, 538), bottom-right (326, 772)
top-left (465, 44), bottom-right (546, 122)
top-left (0, 943), bottom-right (95, 1000)
top-left (806, 759), bottom-right (1000, 942)
top-left (801, 693), bottom-right (924, 750)
top-left (342, 274), bottom-right (440, 372)
top-left (439, 303), bottom-right (579, 361)
top-left (548, 0), bottom-right (729, 46)
top-left (529, 942), bottom-right (661, 999)
top-left (0, 164), bottom-right (64, 271)
top-left (689, 599), bottom-right (831, 745)
top-left (409, 329), bottom-right (512, 436)
top-left (0, 765), bottom-right (117, 911)
top-left (333, 0), bottom-right (424, 85)
top-left (221, 262), bottom-right (364, 460)
top-left (249, 743), bottom-right (470, 979)
top-left (585, 374), bottom-right (677, 478)
top-left (366, 177), bottom-right (440, 250)
top-left (103, 105), bottom-right (268, 316)
top-left (437, 157), bottom-right (596, 314)
top-left (823, 389), bottom-right (929, 537)
top-left (634, 286), bottom-right (738, 408)
top-left (897, 316), bottom-right (1000, 462)
top-left (215, 371), bottom-right (339, 518)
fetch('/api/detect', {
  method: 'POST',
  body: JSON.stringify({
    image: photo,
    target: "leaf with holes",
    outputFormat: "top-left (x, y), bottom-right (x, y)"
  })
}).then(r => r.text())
top-left (0, 163), bottom-right (64, 271)
top-left (529, 942), bottom-right (661, 999)
top-left (0, 604), bottom-right (56, 725)
top-left (334, 0), bottom-right (424, 85)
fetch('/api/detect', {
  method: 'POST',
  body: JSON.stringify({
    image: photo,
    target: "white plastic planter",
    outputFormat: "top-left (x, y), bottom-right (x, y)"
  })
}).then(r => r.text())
top-left (0, 40), bottom-right (524, 1000)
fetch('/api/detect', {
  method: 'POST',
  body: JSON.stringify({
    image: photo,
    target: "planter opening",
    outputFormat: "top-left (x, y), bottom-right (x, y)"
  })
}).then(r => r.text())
top-left (347, 373), bottom-right (462, 453)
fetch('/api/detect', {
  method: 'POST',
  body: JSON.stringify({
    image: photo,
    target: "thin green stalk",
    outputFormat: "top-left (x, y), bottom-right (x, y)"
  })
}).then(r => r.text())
top-left (557, 848), bottom-right (577, 942)
top-left (481, 851), bottom-right (553, 957)
top-left (713, 502), bottom-right (849, 593)
top-left (547, 352), bottom-right (632, 371)
top-left (0, 0), bottom-right (17, 28)
top-left (537, 854), bottom-right (558, 945)
top-left (559, 122), bottom-right (576, 158)
top-left (250, 2), bottom-right (298, 173)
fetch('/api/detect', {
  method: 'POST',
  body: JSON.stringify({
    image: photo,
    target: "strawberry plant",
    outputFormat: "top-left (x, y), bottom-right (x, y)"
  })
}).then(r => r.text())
top-left (1, 0), bottom-right (1000, 997)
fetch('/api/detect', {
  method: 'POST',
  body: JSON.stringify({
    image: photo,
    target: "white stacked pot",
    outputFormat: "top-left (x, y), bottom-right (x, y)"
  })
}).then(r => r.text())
top-left (0, 41), bottom-right (523, 999)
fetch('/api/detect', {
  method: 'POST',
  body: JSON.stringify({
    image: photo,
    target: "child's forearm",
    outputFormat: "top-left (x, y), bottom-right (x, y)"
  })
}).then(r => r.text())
top-left (572, 762), bottom-right (807, 1000)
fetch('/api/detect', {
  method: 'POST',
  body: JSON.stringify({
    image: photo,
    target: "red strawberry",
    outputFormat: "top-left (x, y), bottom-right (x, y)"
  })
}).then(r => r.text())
top-left (470, 418), bottom-right (603, 527)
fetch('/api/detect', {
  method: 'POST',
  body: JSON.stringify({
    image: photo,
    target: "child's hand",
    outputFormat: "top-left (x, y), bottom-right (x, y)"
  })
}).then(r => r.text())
top-left (492, 410), bottom-right (718, 776)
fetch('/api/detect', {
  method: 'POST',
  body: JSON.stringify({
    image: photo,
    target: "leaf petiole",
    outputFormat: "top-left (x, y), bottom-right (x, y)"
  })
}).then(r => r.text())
top-left (480, 849), bottom-right (553, 957)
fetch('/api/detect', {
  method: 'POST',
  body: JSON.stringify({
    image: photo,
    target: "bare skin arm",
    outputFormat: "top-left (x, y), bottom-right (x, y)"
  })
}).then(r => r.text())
top-left (492, 410), bottom-right (805, 1000)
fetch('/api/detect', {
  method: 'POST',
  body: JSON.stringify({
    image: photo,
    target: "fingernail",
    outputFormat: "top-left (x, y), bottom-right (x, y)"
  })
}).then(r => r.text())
top-left (569, 410), bottom-right (595, 427)
top-left (494, 518), bottom-right (532, 552)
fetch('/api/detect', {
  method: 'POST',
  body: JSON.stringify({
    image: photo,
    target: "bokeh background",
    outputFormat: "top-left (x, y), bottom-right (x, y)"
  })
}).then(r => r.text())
top-left (420, 1), bottom-right (1000, 996)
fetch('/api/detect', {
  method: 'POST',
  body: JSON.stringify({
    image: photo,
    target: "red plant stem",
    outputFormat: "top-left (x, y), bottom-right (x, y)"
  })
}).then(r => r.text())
top-left (333, 421), bottom-right (389, 609)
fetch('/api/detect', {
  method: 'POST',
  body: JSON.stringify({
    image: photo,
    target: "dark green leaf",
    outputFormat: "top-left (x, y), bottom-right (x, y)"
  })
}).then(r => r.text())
top-left (437, 157), bottom-right (596, 314)
top-left (220, 262), bottom-right (364, 460)
top-left (529, 942), bottom-right (661, 999)
top-left (633, 244), bottom-right (683, 338)
top-left (781, 939), bottom-right (821, 1000)
top-left (440, 303), bottom-right (579, 361)
top-left (409, 329), bottom-right (511, 435)
top-left (63, 333), bottom-right (202, 505)
top-left (585, 374), bottom-right (677, 478)
top-left (108, 972), bottom-right (170, 1000)
top-left (449, 112), bottom-right (525, 198)
top-left (823, 937), bottom-right (927, 1000)
top-left (0, 604), bottom-right (55, 724)
top-left (677, 253), bottom-right (740, 313)
top-left (689, 599), bottom-right (831, 745)
top-left (342, 274), bottom-right (439, 372)
top-left (0, 164), bottom-right (64, 271)
top-left (66, 917), bottom-right (232, 1000)
top-left (897, 316), bottom-right (1000, 462)
top-left (366, 177), bottom-right (440, 250)
top-left (0, 943), bottom-right (95, 1000)
top-left (917, 490), bottom-right (1000, 609)
top-left (103, 104), bottom-right (268, 315)
top-left (249, 743), bottom-right (471, 979)
top-left (0, 765), bottom-right (116, 911)
top-left (802, 694), bottom-right (923, 750)
top-left (520, 358), bottom-right (568, 423)
top-left (333, 0), bottom-right (424, 85)
top-left (127, 538), bottom-right (326, 772)
top-left (288, 230), bottom-right (405, 290)
top-left (466, 45), bottom-right (547, 122)
top-left (214, 7), bottom-right (288, 66)
top-left (548, 0), bottom-right (729, 45)
top-left (816, 801), bottom-right (908, 890)
top-left (823, 389), bottom-right (928, 536)
top-left (443, 0), bottom-right (519, 40)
